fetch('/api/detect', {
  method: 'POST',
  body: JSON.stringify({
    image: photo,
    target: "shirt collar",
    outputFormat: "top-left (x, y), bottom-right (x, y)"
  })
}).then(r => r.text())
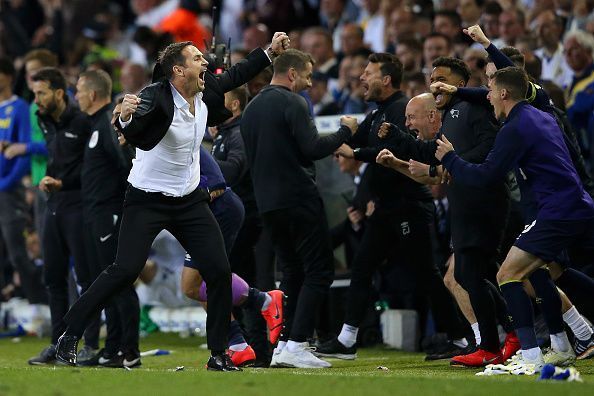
top-left (169, 83), bottom-right (203, 109)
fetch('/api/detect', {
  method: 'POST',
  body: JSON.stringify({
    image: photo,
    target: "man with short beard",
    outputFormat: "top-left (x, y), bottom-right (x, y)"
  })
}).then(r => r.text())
top-left (27, 67), bottom-right (97, 365)
top-left (321, 53), bottom-right (467, 361)
top-left (241, 49), bottom-right (358, 368)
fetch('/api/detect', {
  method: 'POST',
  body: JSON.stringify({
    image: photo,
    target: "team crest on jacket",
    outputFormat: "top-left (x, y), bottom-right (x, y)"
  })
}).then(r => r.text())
top-left (450, 109), bottom-right (460, 118)
top-left (88, 130), bottom-right (99, 148)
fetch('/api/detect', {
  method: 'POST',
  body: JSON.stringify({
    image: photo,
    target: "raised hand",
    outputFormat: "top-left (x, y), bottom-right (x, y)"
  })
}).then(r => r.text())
top-left (340, 116), bottom-right (359, 135)
top-left (120, 94), bottom-right (141, 122)
top-left (463, 25), bottom-right (490, 48)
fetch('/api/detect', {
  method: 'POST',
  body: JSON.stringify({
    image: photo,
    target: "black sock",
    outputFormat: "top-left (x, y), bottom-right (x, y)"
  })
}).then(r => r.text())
top-left (556, 268), bottom-right (594, 318)
top-left (486, 280), bottom-right (513, 333)
top-left (500, 281), bottom-right (538, 349)
top-left (529, 268), bottom-right (564, 334)
top-left (242, 287), bottom-right (267, 311)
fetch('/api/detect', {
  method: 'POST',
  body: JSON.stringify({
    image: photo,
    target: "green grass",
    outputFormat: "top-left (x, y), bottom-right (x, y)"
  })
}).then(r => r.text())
top-left (0, 333), bottom-right (593, 396)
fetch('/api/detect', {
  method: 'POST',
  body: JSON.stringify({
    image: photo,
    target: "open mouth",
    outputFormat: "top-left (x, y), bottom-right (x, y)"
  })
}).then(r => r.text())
top-left (434, 92), bottom-right (443, 105)
top-left (199, 70), bottom-right (206, 84)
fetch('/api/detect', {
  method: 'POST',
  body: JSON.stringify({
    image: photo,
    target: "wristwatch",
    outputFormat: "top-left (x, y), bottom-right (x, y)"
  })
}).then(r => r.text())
top-left (353, 148), bottom-right (360, 158)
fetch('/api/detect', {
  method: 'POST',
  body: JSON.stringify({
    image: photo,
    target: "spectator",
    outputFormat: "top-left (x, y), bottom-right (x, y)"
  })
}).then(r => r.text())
top-left (534, 10), bottom-right (573, 89)
top-left (300, 27), bottom-right (339, 78)
top-left (480, 1), bottom-right (502, 40)
top-left (492, 8), bottom-right (526, 48)
top-left (457, 0), bottom-right (484, 28)
top-left (395, 38), bottom-right (423, 73)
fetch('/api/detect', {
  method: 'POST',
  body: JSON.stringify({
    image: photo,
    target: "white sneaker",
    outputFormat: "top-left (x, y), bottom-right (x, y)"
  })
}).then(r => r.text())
top-left (543, 348), bottom-right (576, 367)
top-left (269, 346), bottom-right (285, 368)
top-left (275, 343), bottom-right (332, 368)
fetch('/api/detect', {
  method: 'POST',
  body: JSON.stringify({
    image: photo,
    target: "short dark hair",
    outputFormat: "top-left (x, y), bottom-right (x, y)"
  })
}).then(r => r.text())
top-left (488, 46), bottom-right (525, 67)
top-left (432, 56), bottom-right (471, 83)
top-left (368, 53), bottom-right (403, 88)
top-left (0, 57), bottom-right (15, 78)
top-left (227, 85), bottom-right (249, 111)
top-left (31, 67), bottom-right (67, 92)
top-left (492, 67), bottom-right (528, 101)
top-left (158, 41), bottom-right (194, 80)
top-left (484, 0), bottom-right (503, 15)
top-left (435, 10), bottom-right (462, 27)
top-left (79, 69), bottom-right (112, 99)
top-left (273, 49), bottom-right (314, 74)
top-left (24, 49), bottom-right (59, 67)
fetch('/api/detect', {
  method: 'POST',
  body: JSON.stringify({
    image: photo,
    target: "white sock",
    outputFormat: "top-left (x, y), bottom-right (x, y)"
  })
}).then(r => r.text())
top-left (337, 324), bottom-right (359, 348)
top-left (261, 293), bottom-right (272, 311)
top-left (286, 340), bottom-right (306, 353)
top-left (550, 331), bottom-right (571, 353)
top-left (471, 322), bottom-right (481, 346)
top-left (563, 306), bottom-right (593, 341)
top-left (229, 342), bottom-right (248, 352)
top-left (521, 346), bottom-right (543, 363)
top-left (453, 338), bottom-right (468, 348)
top-left (276, 340), bottom-right (287, 352)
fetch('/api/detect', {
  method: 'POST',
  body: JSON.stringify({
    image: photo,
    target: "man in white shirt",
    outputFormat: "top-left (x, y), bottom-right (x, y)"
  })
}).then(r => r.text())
top-left (534, 10), bottom-right (573, 89)
top-left (54, 34), bottom-right (290, 371)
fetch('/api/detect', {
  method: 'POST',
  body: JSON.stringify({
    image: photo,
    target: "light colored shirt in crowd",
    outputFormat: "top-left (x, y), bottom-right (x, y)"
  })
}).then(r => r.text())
top-left (535, 45), bottom-right (573, 89)
top-left (363, 14), bottom-right (385, 53)
top-left (124, 83), bottom-right (207, 197)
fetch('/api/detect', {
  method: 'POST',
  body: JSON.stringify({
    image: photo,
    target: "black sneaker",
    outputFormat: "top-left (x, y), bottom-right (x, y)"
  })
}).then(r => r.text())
top-left (99, 351), bottom-right (124, 368)
top-left (313, 337), bottom-right (357, 360)
top-left (425, 341), bottom-right (476, 361)
top-left (28, 344), bottom-right (56, 365)
top-left (123, 350), bottom-right (142, 368)
top-left (207, 353), bottom-right (242, 371)
top-left (56, 334), bottom-right (79, 366)
top-left (77, 346), bottom-right (101, 367)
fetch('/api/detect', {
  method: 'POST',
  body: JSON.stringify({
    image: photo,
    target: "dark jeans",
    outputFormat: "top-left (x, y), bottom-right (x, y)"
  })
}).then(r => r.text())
top-left (84, 209), bottom-right (140, 355)
top-left (345, 201), bottom-right (466, 340)
top-left (261, 198), bottom-right (334, 342)
top-left (64, 186), bottom-right (232, 352)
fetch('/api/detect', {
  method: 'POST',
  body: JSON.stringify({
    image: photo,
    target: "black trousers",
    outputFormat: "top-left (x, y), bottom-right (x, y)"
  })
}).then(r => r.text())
top-left (261, 198), bottom-right (334, 342)
top-left (345, 201), bottom-right (465, 339)
top-left (43, 206), bottom-right (96, 345)
top-left (64, 186), bottom-right (232, 352)
top-left (454, 246), bottom-right (501, 352)
top-left (84, 209), bottom-right (140, 355)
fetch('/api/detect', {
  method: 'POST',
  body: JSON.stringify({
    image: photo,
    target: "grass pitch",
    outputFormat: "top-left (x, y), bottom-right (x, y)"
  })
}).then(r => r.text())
top-left (0, 332), bottom-right (592, 396)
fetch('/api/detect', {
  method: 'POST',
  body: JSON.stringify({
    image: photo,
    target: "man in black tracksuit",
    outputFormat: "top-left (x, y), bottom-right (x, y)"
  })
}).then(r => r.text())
top-left (75, 70), bottom-right (140, 367)
top-left (27, 68), bottom-right (97, 365)
top-left (377, 57), bottom-right (510, 367)
top-left (316, 53), bottom-right (466, 360)
top-left (241, 49), bottom-right (358, 368)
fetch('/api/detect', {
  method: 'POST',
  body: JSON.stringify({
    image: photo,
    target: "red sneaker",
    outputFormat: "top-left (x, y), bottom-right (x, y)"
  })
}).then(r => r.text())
top-left (450, 348), bottom-right (503, 367)
top-left (227, 345), bottom-right (256, 367)
top-left (501, 332), bottom-right (521, 361)
top-left (261, 290), bottom-right (285, 344)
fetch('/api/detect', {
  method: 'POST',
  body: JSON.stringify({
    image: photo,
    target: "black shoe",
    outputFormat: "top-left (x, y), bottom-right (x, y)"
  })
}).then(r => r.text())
top-left (77, 346), bottom-right (102, 367)
top-left (56, 334), bottom-right (79, 366)
top-left (123, 350), bottom-right (142, 368)
top-left (99, 351), bottom-right (124, 368)
top-left (207, 353), bottom-right (242, 371)
top-left (28, 344), bottom-right (56, 365)
top-left (313, 337), bottom-right (357, 360)
top-left (425, 342), bottom-right (476, 361)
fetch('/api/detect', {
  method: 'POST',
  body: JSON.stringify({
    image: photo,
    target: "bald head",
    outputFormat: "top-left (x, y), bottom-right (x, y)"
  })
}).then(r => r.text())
top-left (405, 93), bottom-right (441, 140)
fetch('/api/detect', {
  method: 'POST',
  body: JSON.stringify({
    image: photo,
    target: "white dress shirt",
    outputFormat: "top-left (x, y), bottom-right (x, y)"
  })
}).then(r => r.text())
top-left (534, 45), bottom-right (573, 89)
top-left (124, 83), bottom-right (208, 197)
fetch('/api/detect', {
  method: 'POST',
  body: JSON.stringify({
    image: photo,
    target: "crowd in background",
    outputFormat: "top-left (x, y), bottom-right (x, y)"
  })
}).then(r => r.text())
top-left (2, 0), bottom-right (594, 354)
